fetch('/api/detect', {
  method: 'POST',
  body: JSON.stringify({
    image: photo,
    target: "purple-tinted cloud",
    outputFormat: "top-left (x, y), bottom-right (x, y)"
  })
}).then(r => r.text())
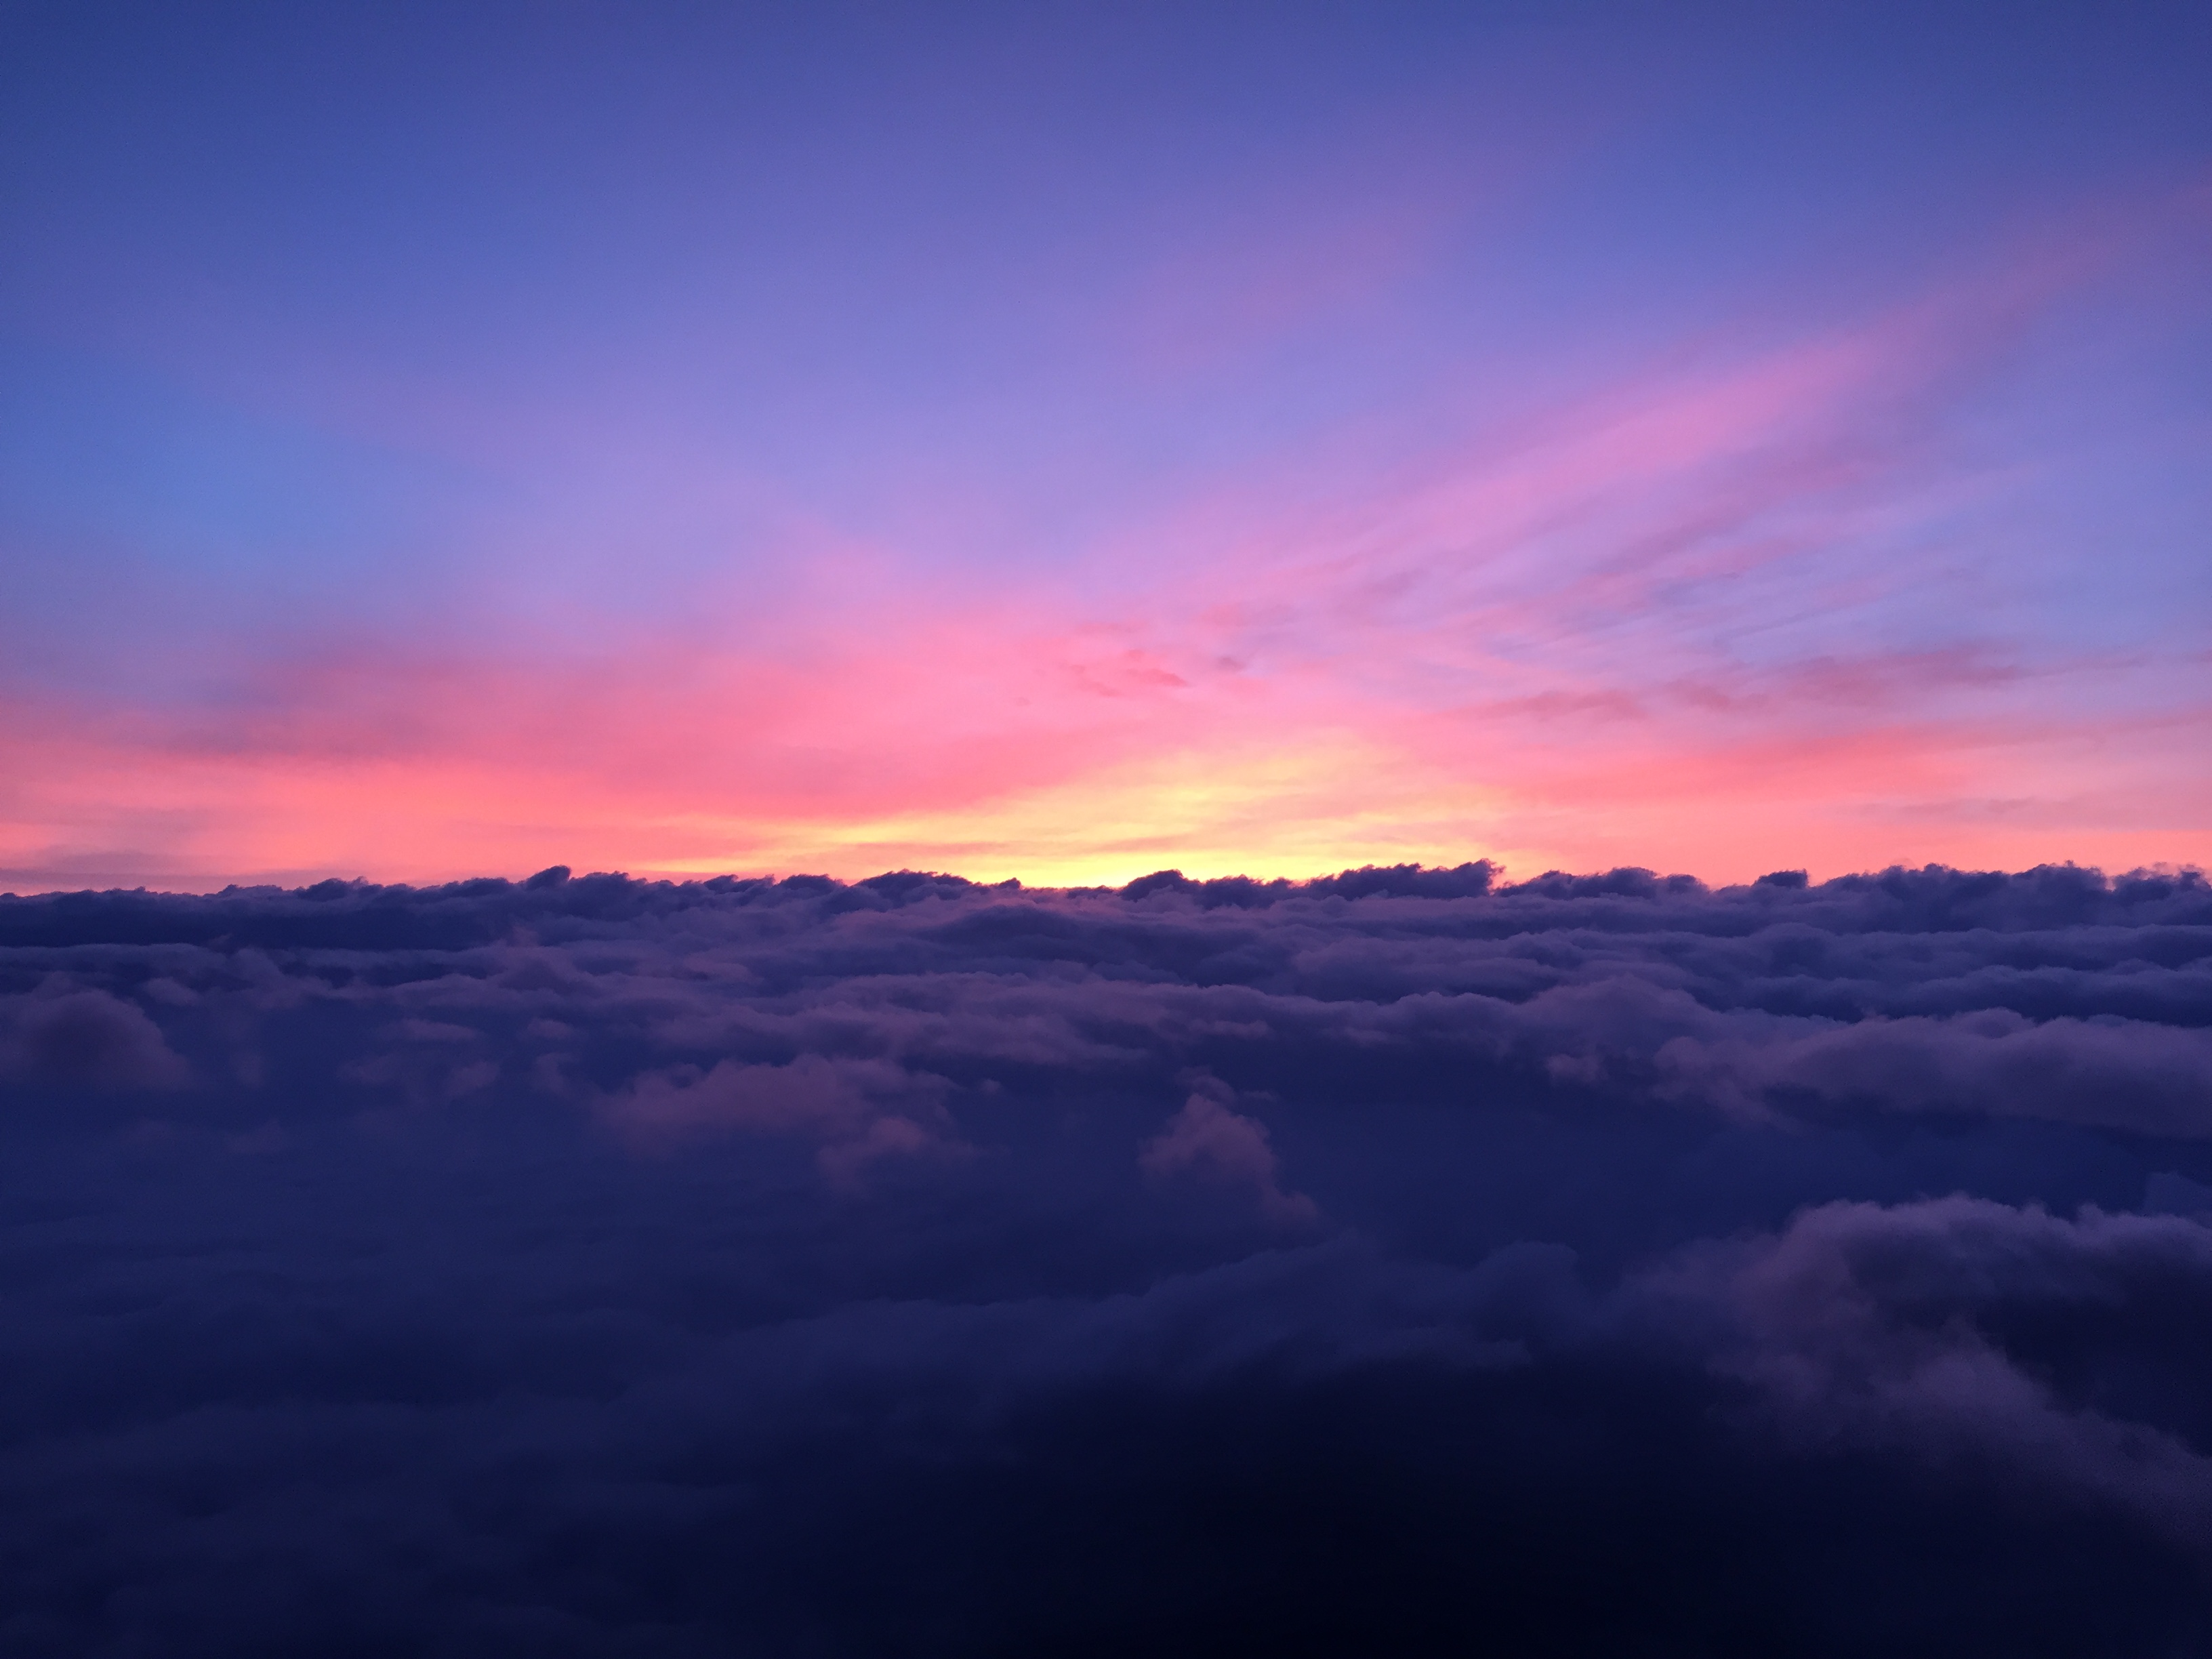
top-left (1643, 1196), bottom-right (2212, 1549)
top-left (1141, 1078), bottom-right (1318, 1224)
top-left (3, 861), bottom-right (2211, 1650)
top-left (0, 981), bottom-right (187, 1092)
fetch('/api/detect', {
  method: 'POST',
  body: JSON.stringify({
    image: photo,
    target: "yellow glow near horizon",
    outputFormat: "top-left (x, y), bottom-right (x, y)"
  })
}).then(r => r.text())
top-left (648, 737), bottom-right (1523, 887)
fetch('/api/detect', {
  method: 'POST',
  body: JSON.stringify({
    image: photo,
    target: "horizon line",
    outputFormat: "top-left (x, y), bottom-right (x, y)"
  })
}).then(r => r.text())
top-left (5, 856), bottom-right (2208, 905)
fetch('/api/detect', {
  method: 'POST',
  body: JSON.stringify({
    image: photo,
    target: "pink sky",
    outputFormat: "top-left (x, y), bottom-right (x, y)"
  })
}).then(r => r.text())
top-left (3, 10), bottom-right (2207, 891)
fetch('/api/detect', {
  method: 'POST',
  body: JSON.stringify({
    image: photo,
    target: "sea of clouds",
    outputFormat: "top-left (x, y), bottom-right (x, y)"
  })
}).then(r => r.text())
top-left (3, 861), bottom-right (2210, 1656)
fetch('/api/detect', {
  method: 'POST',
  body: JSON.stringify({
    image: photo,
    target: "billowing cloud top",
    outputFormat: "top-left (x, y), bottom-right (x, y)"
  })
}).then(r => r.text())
top-left (4, 861), bottom-right (2210, 1652)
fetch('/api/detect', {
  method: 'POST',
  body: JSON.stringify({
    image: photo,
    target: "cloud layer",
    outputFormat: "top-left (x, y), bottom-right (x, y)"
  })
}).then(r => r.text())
top-left (3, 861), bottom-right (2209, 1653)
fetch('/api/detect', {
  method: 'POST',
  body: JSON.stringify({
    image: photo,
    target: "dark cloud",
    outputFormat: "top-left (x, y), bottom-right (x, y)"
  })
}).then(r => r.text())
top-left (0, 980), bottom-right (188, 1091)
top-left (2, 862), bottom-right (2210, 1654)
top-left (1139, 1076), bottom-right (1319, 1224)
top-left (1639, 1197), bottom-right (2212, 1546)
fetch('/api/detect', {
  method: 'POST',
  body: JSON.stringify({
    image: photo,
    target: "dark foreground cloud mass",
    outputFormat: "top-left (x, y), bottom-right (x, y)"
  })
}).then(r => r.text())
top-left (3, 861), bottom-right (2211, 1656)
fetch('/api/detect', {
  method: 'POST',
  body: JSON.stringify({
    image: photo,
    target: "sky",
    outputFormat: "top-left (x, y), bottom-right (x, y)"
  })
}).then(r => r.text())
top-left (3, 2), bottom-right (2209, 891)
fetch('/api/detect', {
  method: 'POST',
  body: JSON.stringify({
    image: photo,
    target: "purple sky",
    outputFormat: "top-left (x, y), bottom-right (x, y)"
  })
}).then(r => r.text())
top-left (3, 3), bottom-right (2208, 888)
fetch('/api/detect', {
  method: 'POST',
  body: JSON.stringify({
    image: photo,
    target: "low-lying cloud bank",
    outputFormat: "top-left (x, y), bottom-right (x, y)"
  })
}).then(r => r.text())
top-left (3, 861), bottom-right (2210, 1655)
